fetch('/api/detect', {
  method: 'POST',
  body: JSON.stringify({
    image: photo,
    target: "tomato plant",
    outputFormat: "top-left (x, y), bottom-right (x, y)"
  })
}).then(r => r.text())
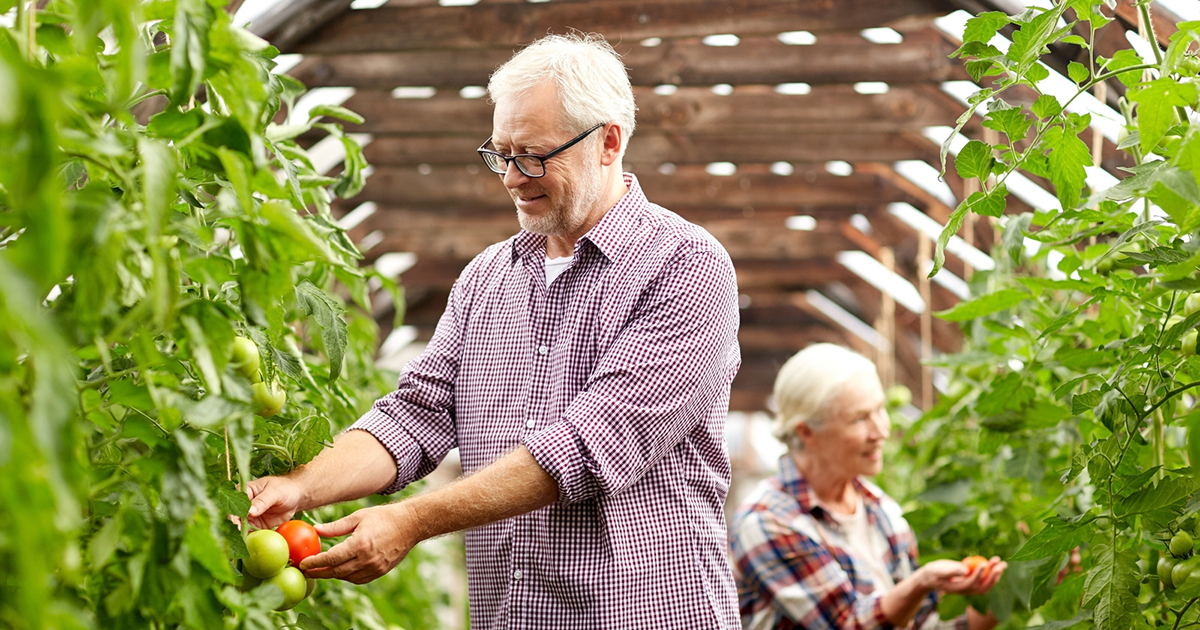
top-left (897, 2), bottom-right (1200, 630)
top-left (0, 1), bottom-right (441, 629)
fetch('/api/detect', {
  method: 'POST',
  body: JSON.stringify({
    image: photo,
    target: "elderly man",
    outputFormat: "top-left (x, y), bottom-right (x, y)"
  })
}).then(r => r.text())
top-left (245, 33), bottom-right (742, 628)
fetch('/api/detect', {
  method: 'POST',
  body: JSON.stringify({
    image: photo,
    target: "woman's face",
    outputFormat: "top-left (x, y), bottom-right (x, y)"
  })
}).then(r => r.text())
top-left (798, 375), bottom-right (890, 479)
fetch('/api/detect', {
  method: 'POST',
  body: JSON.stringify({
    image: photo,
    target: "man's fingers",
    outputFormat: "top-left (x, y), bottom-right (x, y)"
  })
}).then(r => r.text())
top-left (314, 515), bottom-right (358, 538)
top-left (301, 537), bottom-right (358, 572)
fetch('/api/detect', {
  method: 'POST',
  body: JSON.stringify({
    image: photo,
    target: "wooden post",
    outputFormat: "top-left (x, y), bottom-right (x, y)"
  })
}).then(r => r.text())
top-left (918, 234), bottom-right (933, 410)
top-left (876, 247), bottom-right (896, 389)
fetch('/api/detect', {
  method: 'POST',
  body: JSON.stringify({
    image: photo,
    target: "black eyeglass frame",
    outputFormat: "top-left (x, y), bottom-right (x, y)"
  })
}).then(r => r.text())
top-left (477, 122), bottom-right (606, 178)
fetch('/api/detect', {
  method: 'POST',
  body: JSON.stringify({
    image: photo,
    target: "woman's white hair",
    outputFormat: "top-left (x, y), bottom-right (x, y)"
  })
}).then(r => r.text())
top-left (772, 343), bottom-right (881, 452)
top-left (487, 32), bottom-right (637, 156)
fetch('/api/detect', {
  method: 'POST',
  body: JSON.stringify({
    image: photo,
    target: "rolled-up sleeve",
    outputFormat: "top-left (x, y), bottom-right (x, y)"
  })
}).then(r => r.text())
top-left (523, 248), bottom-right (739, 504)
top-left (348, 270), bottom-right (469, 495)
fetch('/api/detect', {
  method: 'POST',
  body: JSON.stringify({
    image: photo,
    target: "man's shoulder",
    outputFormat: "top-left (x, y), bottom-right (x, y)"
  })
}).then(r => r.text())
top-left (640, 202), bottom-right (729, 259)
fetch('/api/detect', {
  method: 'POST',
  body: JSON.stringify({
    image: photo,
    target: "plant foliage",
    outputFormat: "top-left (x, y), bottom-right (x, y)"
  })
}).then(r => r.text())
top-left (908, 2), bottom-right (1200, 629)
top-left (0, 1), bottom-right (440, 628)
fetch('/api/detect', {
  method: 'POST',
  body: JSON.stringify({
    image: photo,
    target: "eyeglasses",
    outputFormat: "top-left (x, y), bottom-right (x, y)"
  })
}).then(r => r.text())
top-left (477, 122), bottom-right (606, 178)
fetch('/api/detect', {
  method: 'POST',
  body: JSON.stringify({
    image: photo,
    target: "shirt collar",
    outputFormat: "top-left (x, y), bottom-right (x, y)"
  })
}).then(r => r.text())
top-left (777, 454), bottom-right (882, 519)
top-left (510, 172), bottom-right (646, 264)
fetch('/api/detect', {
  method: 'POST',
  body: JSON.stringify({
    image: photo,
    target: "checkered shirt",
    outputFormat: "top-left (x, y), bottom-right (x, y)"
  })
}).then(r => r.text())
top-left (351, 173), bottom-right (742, 629)
top-left (729, 456), bottom-right (969, 630)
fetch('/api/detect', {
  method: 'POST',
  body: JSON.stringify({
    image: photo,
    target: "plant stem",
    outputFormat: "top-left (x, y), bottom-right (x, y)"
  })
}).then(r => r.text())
top-left (1176, 597), bottom-right (1200, 630)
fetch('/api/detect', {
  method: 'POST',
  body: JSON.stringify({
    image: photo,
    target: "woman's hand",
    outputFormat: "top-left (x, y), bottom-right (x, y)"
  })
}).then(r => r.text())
top-left (916, 557), bottom-right (1007, 595)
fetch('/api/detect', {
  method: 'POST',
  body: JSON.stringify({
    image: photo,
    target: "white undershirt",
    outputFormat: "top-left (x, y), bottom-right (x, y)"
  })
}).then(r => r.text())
top-left (826, 495), bottom-right (895, 592)
top-left (545, 255), bottom-right (573, 285)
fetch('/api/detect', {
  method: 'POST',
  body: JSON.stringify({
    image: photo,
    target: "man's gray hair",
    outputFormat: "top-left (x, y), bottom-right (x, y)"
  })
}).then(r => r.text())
top-left (771, 343), bottom-right (881, 452)
top-left (487, 32), bottom-right (637, 156)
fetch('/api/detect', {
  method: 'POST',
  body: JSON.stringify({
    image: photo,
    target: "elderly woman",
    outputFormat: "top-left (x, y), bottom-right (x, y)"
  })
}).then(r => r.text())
top-left (729, 344), bottom-right (1006, 630)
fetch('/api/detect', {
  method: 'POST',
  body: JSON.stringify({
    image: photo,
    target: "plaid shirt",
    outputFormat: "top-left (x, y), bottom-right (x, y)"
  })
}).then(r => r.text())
top-left (351, 173), bottom-right (742, 629)
top-left (729, 456), bottom-right (969, 630)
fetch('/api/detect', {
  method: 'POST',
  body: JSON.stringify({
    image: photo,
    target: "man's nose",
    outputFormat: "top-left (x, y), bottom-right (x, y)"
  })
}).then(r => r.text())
top-left (502, 160), bottom-right (531, 188)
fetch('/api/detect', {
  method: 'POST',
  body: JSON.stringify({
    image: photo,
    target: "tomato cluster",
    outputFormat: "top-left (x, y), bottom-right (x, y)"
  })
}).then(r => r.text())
top-left (1158, 530), bottom-right (1200, 590)
top-left (241, 520), bottom-right (322, 610)
top-left (231, 336), bottom-right (288, 417)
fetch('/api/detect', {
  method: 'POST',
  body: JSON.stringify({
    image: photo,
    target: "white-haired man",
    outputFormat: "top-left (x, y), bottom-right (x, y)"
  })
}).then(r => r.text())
top-left (245, 33), bottom-right (742, 628)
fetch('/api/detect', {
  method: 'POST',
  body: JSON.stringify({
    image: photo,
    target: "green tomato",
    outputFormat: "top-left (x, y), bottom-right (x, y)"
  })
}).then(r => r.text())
top-left (252, 380), bottom-right (287, 418)
top-left (1176, 557), bottom-right (1200, 589)
top-left (1184, 331), bottom-right (1198, 357)
top-left (885, 385), bottom-right (912, 409)
top-left (1182, 55), bottom-right (1200, 76)
top-left (231, 337), bottom-right (263, 383)
top-left (1187, 295), bottom-right (1200, 317)
top-left (1161, 556), bottom-right (1178, 589)
top-left (244, 530), bottom-right (290, 579)
top-left (305, 577), bottom-right (316, 599)
top-left (1173, 531), bottom-right (1195, 557)
top-left (265, 566), bottom-right (308, 611)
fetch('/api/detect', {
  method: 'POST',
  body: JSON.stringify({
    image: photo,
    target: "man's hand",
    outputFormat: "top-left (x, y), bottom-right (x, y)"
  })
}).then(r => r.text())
top-left (299, 503), bottom-right (417, 584)
top-left (246, 476), bottom-right (306, 530)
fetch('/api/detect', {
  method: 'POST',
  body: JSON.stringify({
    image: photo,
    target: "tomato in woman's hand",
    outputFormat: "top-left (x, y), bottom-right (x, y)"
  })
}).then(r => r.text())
top-left (276, 519), bottom-right (321, 567)
top-left (961, 555), bottom-right (988, 574)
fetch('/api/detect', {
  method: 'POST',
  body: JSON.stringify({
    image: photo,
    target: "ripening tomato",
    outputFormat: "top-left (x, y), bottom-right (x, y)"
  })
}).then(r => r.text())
top-left (276, 520), bottom-right (321, 567)
top-left (962, 555), bottom-right (988, 574)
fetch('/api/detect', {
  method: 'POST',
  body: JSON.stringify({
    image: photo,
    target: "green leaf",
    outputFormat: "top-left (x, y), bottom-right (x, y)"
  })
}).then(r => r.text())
top-left (1060, 35), bottom-right (1088, 49)
top-left (963, 11), bottom-right (1011, 44)
top-left (936, 289), bottom-right (1029, 321)
top-left (1010, 517), bottom-right (1094, 561)
top-left (169, 0), bottom-right (213, 106)
top-left (1071, 389), bottom-right (1102, 414)
top-left (294, 416), bottom-right (332, 466)
top-left (295, 280), bottom-right (349, 381)
top-left (1102, 49), bottom-right (1147, 88)
top-left (89, 514), bottom-right (122, 569)
top-left (983, 107), bottom-right (1033, 143)
top-left (1031, 94), bottom-right (1062, 119)
top-left (1043, 125), bottom-right (1092, 210)
top-left (147, 108), bottom-right (205, 140)
top-left (955, 140), bottom-right (995, 180)
top-left (308, 104), bottom-right (365, 125)
top-left (214, 480), bottom-right (252, 520)
top-left (1116, 476), bottom-right (1196, 518)
top-left (1082, 542), bottom-right (1137, 630)
top-left (181, 315), bottom-right (222, 397)
top-left (1025, 610), bottom-right (1093, 630)
top-left (185, 510), bottom-right (235, 584)
top-left (1067, 61), bottom-right (1088, 84)
top-left (1129, 78), bottom-right (1198, 155)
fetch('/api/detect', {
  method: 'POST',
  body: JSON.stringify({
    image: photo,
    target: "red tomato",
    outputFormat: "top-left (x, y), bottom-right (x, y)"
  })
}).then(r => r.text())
top-left (276, 520), bottom-right (321, 567)
top-left (962, 555), bottom-right (988, 574)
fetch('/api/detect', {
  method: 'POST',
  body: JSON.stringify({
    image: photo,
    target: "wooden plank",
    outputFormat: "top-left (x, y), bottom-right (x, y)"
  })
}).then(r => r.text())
top-left (290, 30), bottom-right (967, 88)
top-left (361, 131), bottom-right (941, 167)
top-left (335, 85), bottom-right (965, 137)
top-left (290, 0), bottom-right (959, 54)
top-left (359, 214), bottom-right (859, 260)
top-left (350, 166), bottom-right (915, 209)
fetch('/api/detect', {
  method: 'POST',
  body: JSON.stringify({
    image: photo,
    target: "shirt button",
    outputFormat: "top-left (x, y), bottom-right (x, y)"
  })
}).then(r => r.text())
top-left (525, 419), bottom-right (536, 429)
top-left (538, 345), bottom-right (548, 355)
top-left (513, 569), bottom-right (523, 581)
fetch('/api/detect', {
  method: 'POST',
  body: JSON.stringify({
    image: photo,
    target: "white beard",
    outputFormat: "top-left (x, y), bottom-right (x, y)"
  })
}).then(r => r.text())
top-left (515, 157), bottom-right (604, 237)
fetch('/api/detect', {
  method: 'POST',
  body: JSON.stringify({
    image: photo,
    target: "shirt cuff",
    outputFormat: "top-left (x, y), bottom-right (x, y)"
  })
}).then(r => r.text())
top-left (871, 596), bottom-right (897, 630)
top-left (522, 420), bottom-right (602, 504)
top-left (347, 407), bottom-right (423, 495)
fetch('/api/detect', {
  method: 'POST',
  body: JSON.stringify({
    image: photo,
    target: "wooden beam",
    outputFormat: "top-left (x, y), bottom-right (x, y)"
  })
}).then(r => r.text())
top-left (362, 130), bottom-right (943, 166)
top-left (251, 0), bottom-right (355, 52)
top-left (360, 214), bottom-right (859, 260)
top-left (350, 166), bottom-right (916, 210)
top-left (290, 30), bottom-right (968, 88)
top-left (334, 85), bottom-right (965, 137)
top-left (290, 0), bottom-right (959, 54)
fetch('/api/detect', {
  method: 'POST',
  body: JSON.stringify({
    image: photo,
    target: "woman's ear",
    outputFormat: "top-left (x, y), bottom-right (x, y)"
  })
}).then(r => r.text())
top-left (794, 421), bottom-right (814, 445)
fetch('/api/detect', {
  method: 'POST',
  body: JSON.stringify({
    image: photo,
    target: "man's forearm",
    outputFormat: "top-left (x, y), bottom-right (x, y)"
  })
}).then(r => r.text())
top-left (400, 445), bottom-right (559, 543)
top-left (289, 429), bottom-right (400, 510)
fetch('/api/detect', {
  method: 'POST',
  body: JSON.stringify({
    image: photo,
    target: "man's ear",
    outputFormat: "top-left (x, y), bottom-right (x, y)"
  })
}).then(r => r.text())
top-left (600, 123), bottom-right (622, 167)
